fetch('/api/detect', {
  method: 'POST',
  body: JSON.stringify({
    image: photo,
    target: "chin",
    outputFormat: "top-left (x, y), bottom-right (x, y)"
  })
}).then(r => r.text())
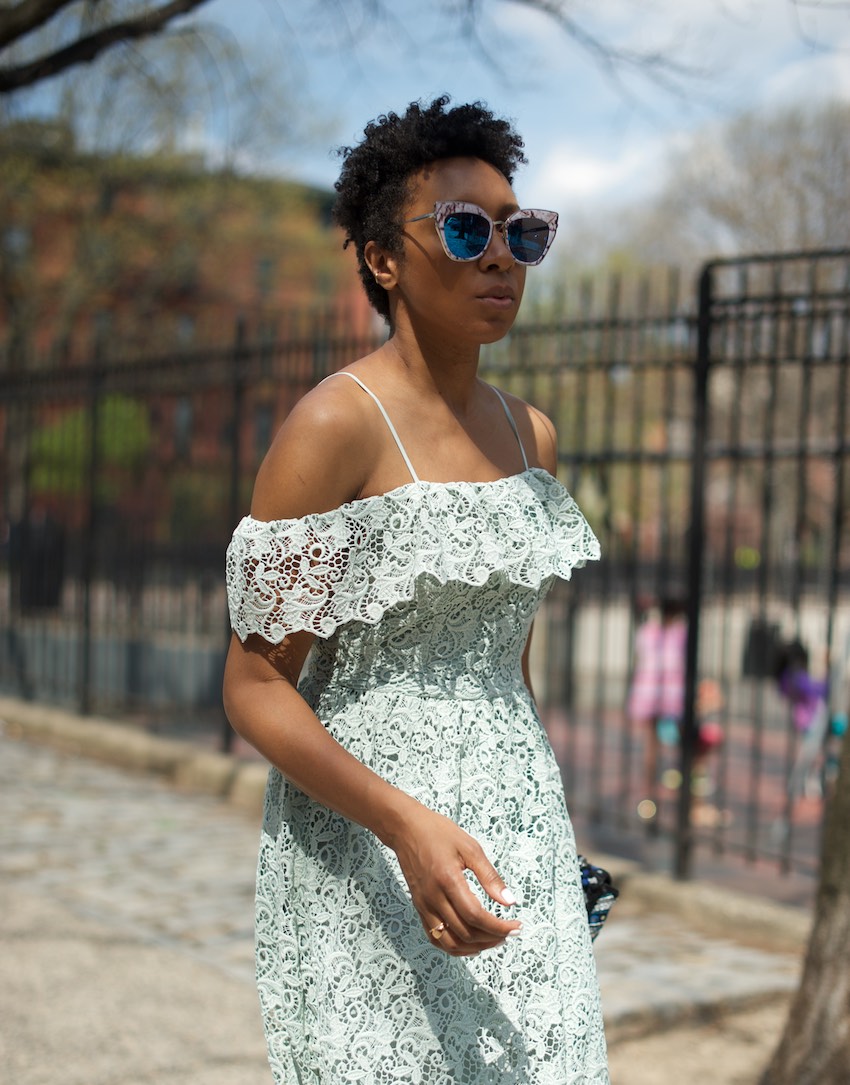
top-left (479, 317), bottom-right (519, 344)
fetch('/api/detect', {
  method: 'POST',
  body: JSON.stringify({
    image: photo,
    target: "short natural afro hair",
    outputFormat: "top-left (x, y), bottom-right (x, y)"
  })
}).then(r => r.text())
top-left (333, 96), bottom-right (527, 322)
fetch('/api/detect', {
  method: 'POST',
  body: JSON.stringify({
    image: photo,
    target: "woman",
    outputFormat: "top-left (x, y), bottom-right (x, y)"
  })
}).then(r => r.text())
top-left (224, 96), bottom-right (609, 1084)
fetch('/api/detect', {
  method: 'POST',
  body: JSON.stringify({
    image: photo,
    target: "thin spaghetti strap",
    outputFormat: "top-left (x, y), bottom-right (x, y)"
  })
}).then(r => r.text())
top-left (323, 372), bottom-right (421, 483)
top-left (491, 386), bottom-right (529, 470)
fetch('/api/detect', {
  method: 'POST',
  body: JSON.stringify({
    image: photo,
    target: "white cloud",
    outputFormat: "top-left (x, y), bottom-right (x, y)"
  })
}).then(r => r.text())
top-left (757, 48), bottom-right (850, 108)
top-left (529, 135), bottom-right (671, 212)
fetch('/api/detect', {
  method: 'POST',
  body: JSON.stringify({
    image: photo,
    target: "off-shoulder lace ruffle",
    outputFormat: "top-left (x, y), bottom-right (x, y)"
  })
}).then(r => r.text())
top-left (226, 467), bottom-right (599, 642)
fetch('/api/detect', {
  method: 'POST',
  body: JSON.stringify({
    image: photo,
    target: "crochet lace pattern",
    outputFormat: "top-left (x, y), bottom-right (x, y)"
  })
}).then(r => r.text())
top-left (227, 468), bottom-right (600, 642)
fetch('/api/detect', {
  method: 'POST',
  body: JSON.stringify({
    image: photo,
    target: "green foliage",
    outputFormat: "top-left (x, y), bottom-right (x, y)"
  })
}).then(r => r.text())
top-left (29, 394), bottom-right (151, 498)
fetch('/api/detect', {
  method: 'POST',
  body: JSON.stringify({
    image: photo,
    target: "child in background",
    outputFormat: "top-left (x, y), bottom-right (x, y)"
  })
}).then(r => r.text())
top-left (777, 639), bottom-right (830, 800)
top-left (628, 597), bottom-right (725, 825)
top-left (628, 597), bottom-right (688, 819)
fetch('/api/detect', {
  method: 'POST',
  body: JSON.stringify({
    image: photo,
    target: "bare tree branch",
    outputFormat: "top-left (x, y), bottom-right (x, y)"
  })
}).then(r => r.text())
top-left (0, 0), bottom-right (71, 51)
top-left (501, 0), bottom-right (703, 90)
top-left (6, 0), bottom-right (835, 106)
top-left (0, 0), bottom-right (212, 92)
top-left (788, 0), bottom-right (850, 50)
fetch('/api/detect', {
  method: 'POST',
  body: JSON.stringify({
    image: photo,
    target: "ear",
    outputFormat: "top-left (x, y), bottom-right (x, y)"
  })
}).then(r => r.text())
top-left (364, 240), bottom-right (399, 292)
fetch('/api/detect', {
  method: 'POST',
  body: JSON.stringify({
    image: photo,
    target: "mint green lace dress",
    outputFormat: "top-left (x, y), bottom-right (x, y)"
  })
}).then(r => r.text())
top-left (226, 374), bottom-right (609, 1084)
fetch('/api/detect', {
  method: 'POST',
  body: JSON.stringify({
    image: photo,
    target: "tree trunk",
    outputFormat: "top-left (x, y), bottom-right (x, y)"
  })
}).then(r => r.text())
top-left (760, 728), bottom-right (850, 1084)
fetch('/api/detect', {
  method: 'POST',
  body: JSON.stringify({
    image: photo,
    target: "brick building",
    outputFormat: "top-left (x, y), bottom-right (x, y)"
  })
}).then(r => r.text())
top-left (0, 121), bottom-right (373, 368)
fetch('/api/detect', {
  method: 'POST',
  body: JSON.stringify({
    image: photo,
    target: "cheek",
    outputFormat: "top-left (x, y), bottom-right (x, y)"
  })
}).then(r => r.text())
top-left (405, 255), bottom-right (465, 301)
top-left (515, 267), bottom-right (527, 304)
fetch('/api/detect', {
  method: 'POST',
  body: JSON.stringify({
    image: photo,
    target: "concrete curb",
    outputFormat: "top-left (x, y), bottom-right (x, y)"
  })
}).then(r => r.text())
top-left (0, 695), bottom-right (269, 818)
top-left (592, 852), bottom-right (811, 956)
top-left (0, 694), bottom-right (812, 959)
top-left (603, 988), bottom-right (793, 1046)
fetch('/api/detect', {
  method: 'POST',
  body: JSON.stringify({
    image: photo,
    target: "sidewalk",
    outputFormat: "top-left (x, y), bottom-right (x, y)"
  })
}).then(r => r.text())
top-left (0, 697), bottom-right (810, 1084)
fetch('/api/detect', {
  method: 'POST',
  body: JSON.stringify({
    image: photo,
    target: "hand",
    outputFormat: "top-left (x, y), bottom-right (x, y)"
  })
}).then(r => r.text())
top-left (388, 802), bottom-right (521, 957)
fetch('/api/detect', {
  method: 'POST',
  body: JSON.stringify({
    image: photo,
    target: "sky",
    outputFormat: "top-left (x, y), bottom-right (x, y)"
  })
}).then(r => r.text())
top-left (199, 0), bottom-right (850, 221)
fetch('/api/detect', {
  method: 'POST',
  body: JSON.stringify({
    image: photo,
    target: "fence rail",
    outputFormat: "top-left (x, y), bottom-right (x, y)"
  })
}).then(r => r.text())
top-left (2, 251), bottom-right (849, 882)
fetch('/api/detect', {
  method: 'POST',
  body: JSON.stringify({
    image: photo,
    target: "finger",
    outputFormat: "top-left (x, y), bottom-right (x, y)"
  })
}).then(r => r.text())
top-left (437, 927), bottom-right (513, 957)
top-left (462, 844), bottom-right (518, 909)
top-left (422, 895), bottom-right (509, 951)
top-left (424, 916), bottom-right (503, 956)
top-left (435, 883), bottom-right (521, 945)
top-left (449, 870), bottom-right (522, 939)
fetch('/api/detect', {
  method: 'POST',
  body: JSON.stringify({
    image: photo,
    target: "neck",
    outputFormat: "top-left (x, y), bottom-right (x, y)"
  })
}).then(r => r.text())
top-left (383, 321), bottom-right (482, 414)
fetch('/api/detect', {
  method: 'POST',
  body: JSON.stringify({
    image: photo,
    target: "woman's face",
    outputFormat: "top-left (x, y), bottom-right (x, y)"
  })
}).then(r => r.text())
top-left (386, 156), bottom-right (528, 345)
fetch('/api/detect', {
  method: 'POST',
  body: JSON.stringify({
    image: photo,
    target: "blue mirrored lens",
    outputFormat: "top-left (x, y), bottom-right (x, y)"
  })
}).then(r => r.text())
top-left (443, 212), bottom-right (491, 259)
top-left (506, 217), bottom-right (550, 263)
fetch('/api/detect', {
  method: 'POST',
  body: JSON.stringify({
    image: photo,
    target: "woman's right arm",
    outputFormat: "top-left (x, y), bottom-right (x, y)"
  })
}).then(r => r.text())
top-left (223, 628), bottom-right (520, 955)
top-left (224, 628), bottom-right (418, 854)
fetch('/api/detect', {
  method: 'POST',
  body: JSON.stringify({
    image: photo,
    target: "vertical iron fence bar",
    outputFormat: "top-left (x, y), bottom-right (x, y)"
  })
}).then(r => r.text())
top-left (222, 317), bottom-right (247, 752)
top-left (779, 264), bottom-right (819, 869)
top-left (558, 277), bottom-right (594, 803)
top-left (825, 261), bottom-right (850, 723)
top-left (748, 263), bottom-right (782, 863)
top-left (619, 283), bottom-right (650, 828)
top-left (789, 270), bottom-right (815, 625)
top-left (79, 337), bottom-right (104, 715)
top-left (713, 292), bottom-right (744, 858)
top-left (742, 264), bottom-right (770, 862)
top-left (674, 262), bottom-right (712, 880)
top-left (589, 276), bottom-right (621, 820)
top-left (657, 299), bottom-right (678, 600)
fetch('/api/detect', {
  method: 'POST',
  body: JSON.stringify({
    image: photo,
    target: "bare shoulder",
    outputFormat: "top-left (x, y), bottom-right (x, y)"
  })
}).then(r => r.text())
top-left (250, 370), bottom-right (380, 521)
top-left (498, 389), bottom-right (559, 475)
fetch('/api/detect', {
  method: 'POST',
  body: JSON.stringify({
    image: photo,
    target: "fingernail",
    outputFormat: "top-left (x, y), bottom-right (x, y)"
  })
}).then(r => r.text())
top-left (501, 888), bottom-right (517, 905)
top-left (508, 927), bottom-right (523, 937)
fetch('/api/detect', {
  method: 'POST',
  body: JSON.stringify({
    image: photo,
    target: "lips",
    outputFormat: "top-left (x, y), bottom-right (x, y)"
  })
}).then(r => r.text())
top-left (477, 285), bottom-right (516, 302)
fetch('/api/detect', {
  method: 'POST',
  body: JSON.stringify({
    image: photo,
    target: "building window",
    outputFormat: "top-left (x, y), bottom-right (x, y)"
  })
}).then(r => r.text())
top-left (175, 396), bottom-right (193, 460)
top-left (256, 256), bottom-right (275, 298)
top-left (1, 225), bottom-right (31, 264)
top-left (176, 314), bottom-right (195, 345)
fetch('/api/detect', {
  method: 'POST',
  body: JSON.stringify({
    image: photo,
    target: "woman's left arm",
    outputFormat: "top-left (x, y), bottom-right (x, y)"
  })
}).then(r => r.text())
top-left (519, 398), bottom-right (559, 705)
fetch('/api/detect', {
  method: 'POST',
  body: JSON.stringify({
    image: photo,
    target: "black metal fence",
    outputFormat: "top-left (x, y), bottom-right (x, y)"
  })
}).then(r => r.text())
top-left (1, 252), bottom-right (848, 882)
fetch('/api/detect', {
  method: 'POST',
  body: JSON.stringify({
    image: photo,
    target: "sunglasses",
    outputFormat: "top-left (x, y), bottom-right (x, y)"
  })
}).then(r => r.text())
top-left (403, 201), bottom-right (558, 266)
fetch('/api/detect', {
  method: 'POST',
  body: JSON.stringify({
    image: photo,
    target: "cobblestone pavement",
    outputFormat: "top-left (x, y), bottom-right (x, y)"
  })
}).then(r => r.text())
top-left (0, 726), bottom-right (806, 1084)
top-left (0, 730), bottom-right (260, 983)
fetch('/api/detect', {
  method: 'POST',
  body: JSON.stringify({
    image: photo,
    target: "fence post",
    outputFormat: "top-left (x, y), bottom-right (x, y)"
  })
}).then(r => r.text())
top-left (221, 317), bottom-right (247, 752)
top-left (674, 263), bottom-right (713, 879)
top-left (79, 334), bottom-right (104, 715)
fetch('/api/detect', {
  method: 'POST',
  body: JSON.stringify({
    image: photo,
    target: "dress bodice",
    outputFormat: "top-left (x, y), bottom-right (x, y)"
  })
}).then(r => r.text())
top-left (302, 571), bottom-right (552, 701)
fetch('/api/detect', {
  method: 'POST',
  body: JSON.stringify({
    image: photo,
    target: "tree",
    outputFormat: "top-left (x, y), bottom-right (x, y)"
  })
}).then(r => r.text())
top-left (644, 100), bottom-right (850, 258)
top-left (0, 0), bottom-right (339, 366)
top-left (760, 724), bottom-right (850, 1084)
top-left (29, 393), bottom-right (152, 500)
top-left (0, 0), bottom-right (710, 99)
top-left (0, 1), bottom-right (211, 92)
top-left (1, 1), bottom-right (841, 101)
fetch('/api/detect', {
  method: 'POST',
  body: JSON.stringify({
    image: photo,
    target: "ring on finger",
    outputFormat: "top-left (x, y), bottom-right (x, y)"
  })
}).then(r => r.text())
top-left (429, 921), bottom-right (447, 941)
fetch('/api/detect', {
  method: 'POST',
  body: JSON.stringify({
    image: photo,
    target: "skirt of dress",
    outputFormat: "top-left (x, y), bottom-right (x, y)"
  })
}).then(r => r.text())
top-left (255, 683), bottom-right (610, 1085)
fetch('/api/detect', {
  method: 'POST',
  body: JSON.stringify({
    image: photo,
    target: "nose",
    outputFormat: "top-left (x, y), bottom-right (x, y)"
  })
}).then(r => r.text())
top-left (479, 221), bottom-right (514, 269)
